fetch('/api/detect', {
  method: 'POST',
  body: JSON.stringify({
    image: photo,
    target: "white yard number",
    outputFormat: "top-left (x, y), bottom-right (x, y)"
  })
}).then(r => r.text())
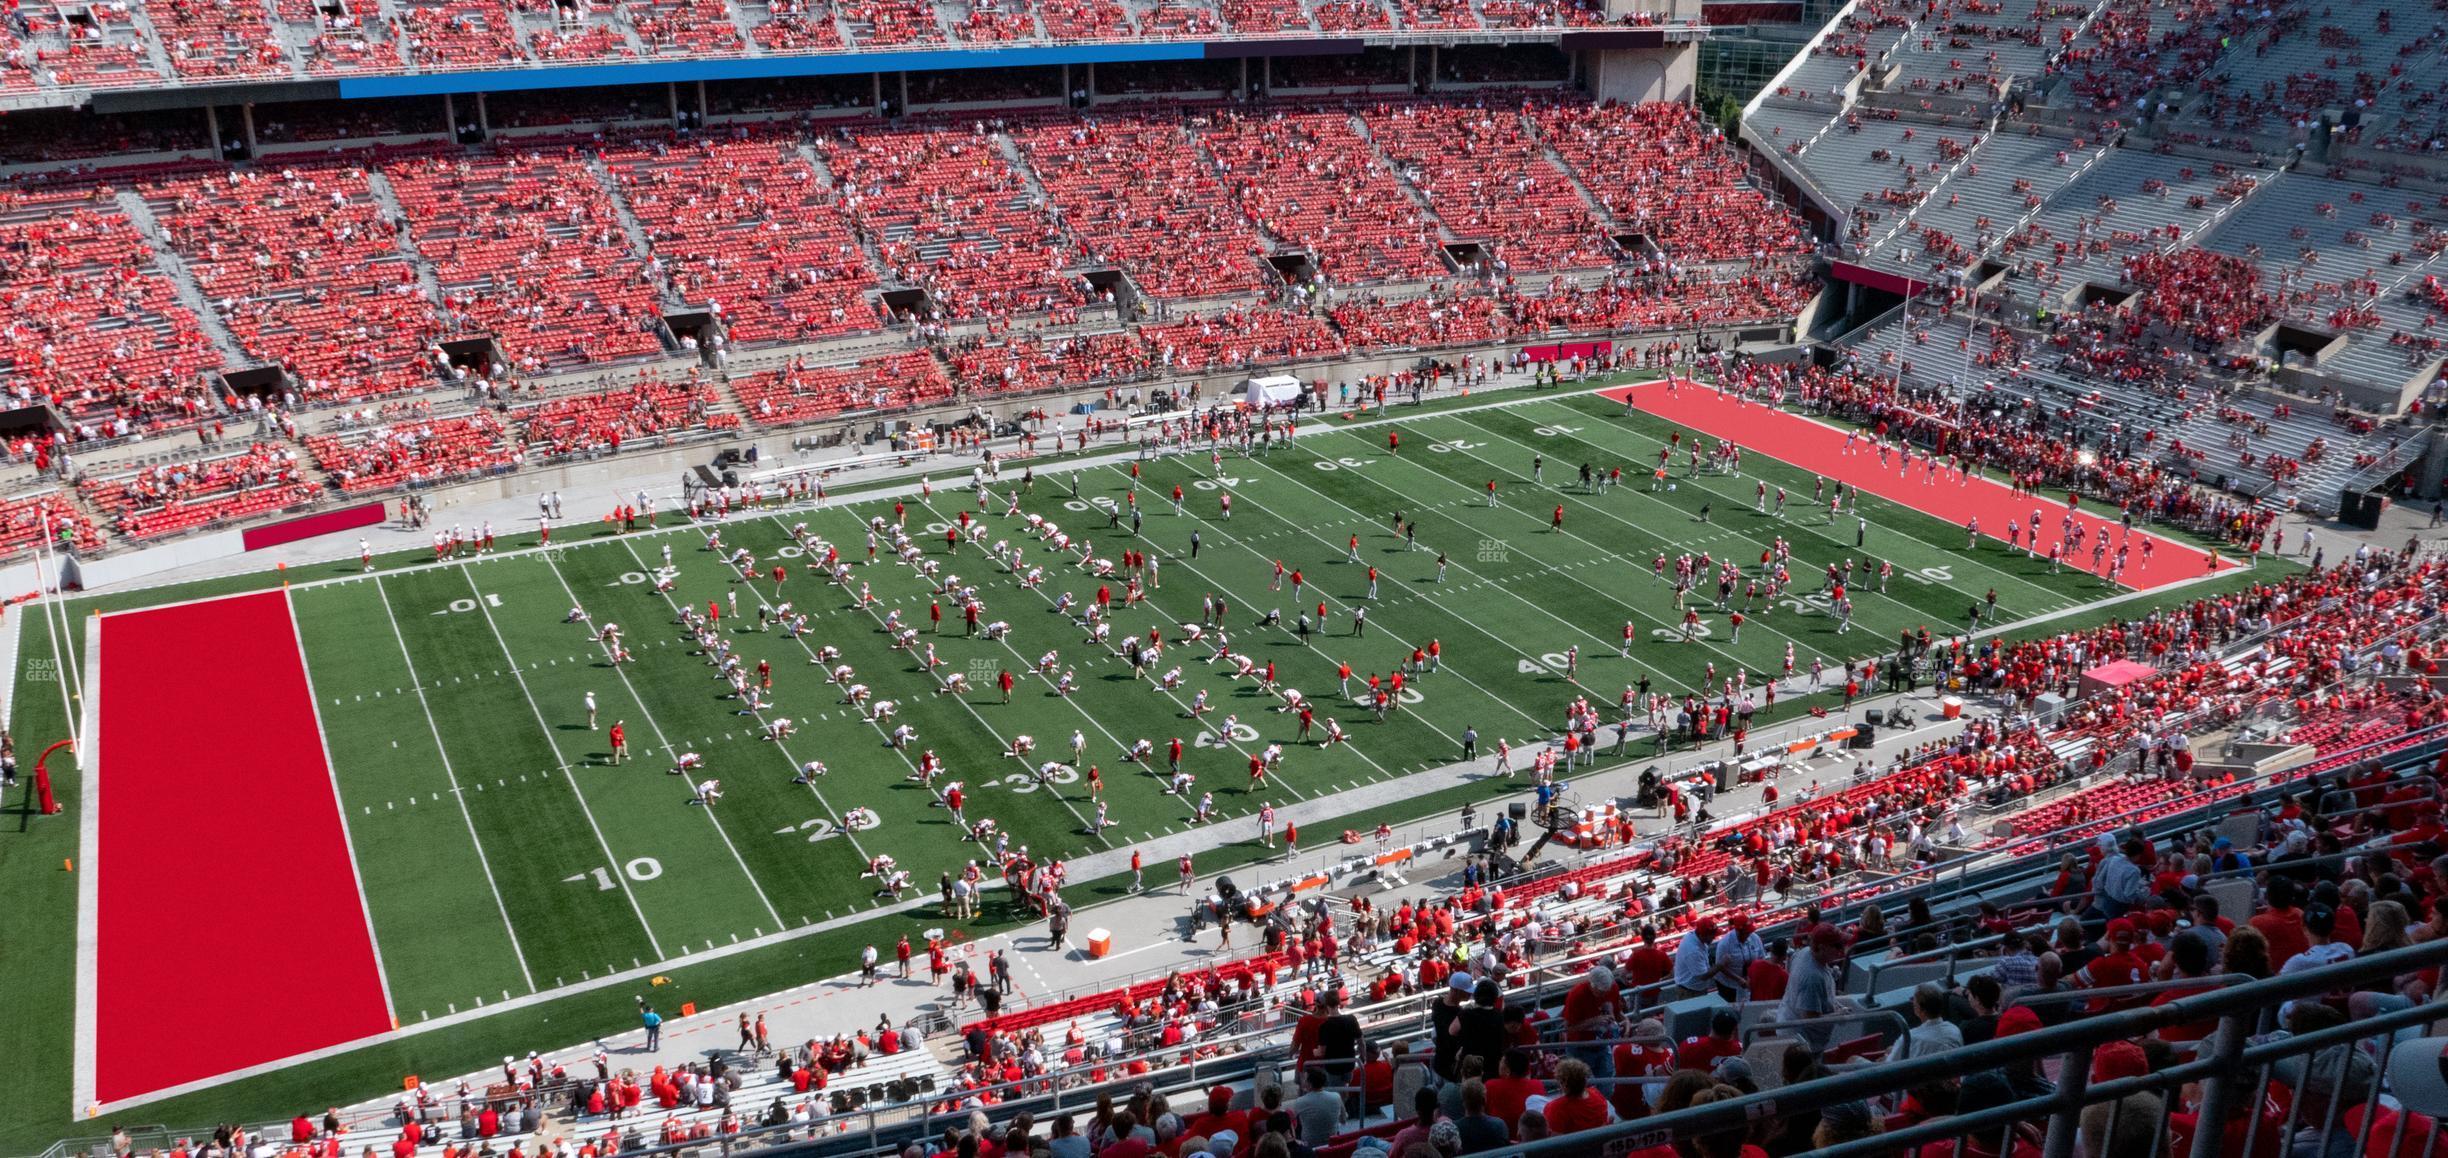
top-left (994, 766), bottom-right (1079, 794)
top-left (1062, 498), bottom-right (1118, 513)
top-left (1531, 425), bottom-right (1582, 438)
top-left (612, 572), bottom-right (648, 586)
top-left (436, 593), bottom-right (506, 614)
top-left (776, 817), bottom-right (859, 842)
top-left (775, 545), bottom-right (806, 559)
top-left (1194, 724), bottom-right (1261, 747)
top-left (1192, 478), bottom-right (1239, 490)
top-left (1909, 566), bottom-right (1955, 585)
top-left (1313, 457), bottom-right (1370, 472)
top-left (1516, 652), bottom-right (1575, 675)
top-left (1650, 622), bottom-right (1714, 641)
top-left (923, 522), bottom-right (953, 536)
top-left (1426, 440), bottom-right (1482, 453)
top-left (1777, 593), bottom-right (1833, 615)
top-left (573, 857), bottom-right (663, 890)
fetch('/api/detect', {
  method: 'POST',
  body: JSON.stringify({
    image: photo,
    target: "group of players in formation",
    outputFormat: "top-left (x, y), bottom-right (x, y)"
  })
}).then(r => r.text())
top-left (503, 381), bottom-right (2190, 917)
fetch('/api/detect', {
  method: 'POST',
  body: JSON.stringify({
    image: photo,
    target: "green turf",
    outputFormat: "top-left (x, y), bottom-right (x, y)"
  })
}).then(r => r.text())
top-left (0, 379), bottom-right (2298, 1148)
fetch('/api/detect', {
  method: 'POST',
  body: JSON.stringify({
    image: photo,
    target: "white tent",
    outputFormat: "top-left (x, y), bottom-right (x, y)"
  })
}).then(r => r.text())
top-left (1238, 374), bottom-right (1303, 408)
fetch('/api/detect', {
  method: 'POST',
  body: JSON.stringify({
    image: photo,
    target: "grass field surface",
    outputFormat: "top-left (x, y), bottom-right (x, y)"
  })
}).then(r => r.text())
top-left (0, 378), bottom-right (2287, 1146)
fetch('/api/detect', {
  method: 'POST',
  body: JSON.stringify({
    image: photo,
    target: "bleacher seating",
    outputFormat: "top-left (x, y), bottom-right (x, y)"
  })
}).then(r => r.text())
top-left (518, 376), bottom-right (718, 456)
top-left (813, 121), bottom-right (1085, 321)
top-left (732, 352), bottom-right (952, 426)
top-left (1360, 99), bottom-right (1610, 273)
top-left (600, 133), bottom-right (881, 347)
top-left (0, 187), bottom-right (225, 433)
top-left (144, 162), bottom-right (446, 402)
top-left (381, 150), bottom-right (667, 373)
top-left (79, 443), bottom-right (321, 539)
top-left (1013, 116), bottom-right (1272, 299)
top-left (305, 410), bottom-right (518, 492)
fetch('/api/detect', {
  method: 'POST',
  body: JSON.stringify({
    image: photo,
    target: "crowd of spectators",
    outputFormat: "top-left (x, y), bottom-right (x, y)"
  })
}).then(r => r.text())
top-left (1014, 116), bottom-right (1272, 300)
top-left (1720, 356), bottom-right (2281, 547)
top-left (601, 132), bottom-right (880, 346)
top-left (1531, 101), bottom-right (1812, 264)
top-left (146, 160), bottom-right (451, 402)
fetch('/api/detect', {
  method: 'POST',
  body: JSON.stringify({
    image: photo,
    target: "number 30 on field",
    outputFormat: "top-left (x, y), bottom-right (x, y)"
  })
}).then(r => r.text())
top-left (567, 858), bottom-right (662, 889)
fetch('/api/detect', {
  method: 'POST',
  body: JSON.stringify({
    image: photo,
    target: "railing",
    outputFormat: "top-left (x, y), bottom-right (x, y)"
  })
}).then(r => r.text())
top-left (1497, 937), bottom-right (2448, 1158)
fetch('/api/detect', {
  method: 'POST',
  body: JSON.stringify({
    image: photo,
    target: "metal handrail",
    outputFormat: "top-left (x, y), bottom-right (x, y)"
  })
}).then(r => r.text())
top-left (1495, 937), bottom-right (2448, 1158)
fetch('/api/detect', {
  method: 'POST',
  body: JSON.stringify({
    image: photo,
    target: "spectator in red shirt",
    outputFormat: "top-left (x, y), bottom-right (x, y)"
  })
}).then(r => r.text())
top-left (1747, 940), bottom-right (1790, 1003)
top-left (1483, 1049), bottom-right (1543, 1135)
top-left (1676, 1010), bottom-right (1745, 1071)
top-left (2252, 878), bottom-right (2312, 969)
top-left (1541, 1059), bottom-right (1616, 1135)
top-left (1623, 924), bottom-right (1673, 990)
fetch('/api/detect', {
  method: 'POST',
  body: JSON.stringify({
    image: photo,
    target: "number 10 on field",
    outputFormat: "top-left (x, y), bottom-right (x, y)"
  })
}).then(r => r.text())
top-left (566, 858), bottom-right (663, 889)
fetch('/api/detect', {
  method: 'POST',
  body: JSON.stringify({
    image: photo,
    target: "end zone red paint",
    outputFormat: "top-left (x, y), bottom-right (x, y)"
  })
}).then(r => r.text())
top-left (94, 590), bottom-right (390, 1103)
top-left (1601, 379), bottom-right (2236, 592)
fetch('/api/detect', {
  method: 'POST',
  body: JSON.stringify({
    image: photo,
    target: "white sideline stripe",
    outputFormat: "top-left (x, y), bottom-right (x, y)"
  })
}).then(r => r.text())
top-left (361, 577), bottom-right (539, 994)
top-left (535, 548), bottom-right (784, 929)
top-left (1456, 398), bottom-right (2068, 620)
top-left (1618, 379), bottom-right (2236, 586)
top-left (0, 596), bottom-right (25, 723)
top-left (454, 566), bottom-right (667, 963)
top-left (70, 616), bottom-right (102, 1119)
top-left (285, 591), bottom-right (401, 1032)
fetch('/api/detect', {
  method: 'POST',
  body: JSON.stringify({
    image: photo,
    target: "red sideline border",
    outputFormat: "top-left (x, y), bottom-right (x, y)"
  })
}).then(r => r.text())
top-left (76, 590), bottom-right (394, 1114)
top-left (242, 501), bottom-right (386, 552)
top-left (1601, 378), bottom-right (2239, 592)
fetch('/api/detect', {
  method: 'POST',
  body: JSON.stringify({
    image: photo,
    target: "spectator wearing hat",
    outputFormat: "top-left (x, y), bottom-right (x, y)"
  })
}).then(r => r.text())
top-left (1181, 1087), bottom-right (1243, 1142)
top-left (1450, 980), bottom-right (1508, 1081)
top-left (2075, 919), bottom-right (2148, 1013)
top-left (1712, 915), bottom-right (1768, 1002)
top-left (1428, 972), bottom-right (1472, 1081)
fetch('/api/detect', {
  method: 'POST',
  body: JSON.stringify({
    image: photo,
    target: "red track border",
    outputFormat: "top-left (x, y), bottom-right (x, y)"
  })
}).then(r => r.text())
top-left (1602, 379), bottom-right (2238, 592)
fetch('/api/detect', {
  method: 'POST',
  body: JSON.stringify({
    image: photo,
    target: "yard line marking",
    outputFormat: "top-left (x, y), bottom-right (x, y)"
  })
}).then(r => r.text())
top-left (534, 553), bottom-right (778, 932)
top-left (447, 567), bottom-right (666, 962)
top-left (732, 513), bottom-right (1115, 843)
top-left (1489, 398), bottom-right (2068, 615)
top-left (284, 596), bottom-right (405, 1025)
top-left (606, 536), bottom-right (881, 867)
top-left (1101, 459), bottom-right (1565, 731)
top-left (1015, 474), bottom-right (1441, 794)
top-left (904, 493), bottom-right (1291, 814)
top-left (1274, 424), bottom-right (1792, 682)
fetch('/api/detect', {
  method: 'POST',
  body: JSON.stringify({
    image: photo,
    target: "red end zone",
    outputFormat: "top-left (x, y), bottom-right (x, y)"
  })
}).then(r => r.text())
top-left (86, 590), bottom-right (391, 1106)
top-left (1602, 379), bottom-right (2237, 592)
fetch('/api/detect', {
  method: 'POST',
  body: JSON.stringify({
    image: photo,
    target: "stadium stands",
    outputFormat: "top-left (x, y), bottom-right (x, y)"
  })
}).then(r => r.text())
top-left (143, 161), bottom-right (449, 402)
top-left (0, 186), bottom-right (224, 434)
top-left (599, 133), bottom-right (881, 347)
top-left (127, 538), bottom-right (2448, 1158)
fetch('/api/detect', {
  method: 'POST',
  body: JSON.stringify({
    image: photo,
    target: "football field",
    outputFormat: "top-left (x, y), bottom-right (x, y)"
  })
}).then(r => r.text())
top-left (49, 379), bottom-right (2247, 1119)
